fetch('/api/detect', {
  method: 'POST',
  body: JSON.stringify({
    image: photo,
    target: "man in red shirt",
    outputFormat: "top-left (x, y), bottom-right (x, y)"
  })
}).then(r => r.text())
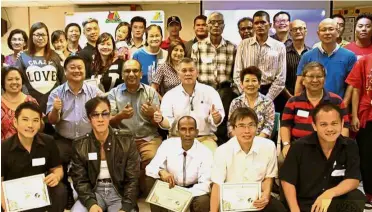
top-left (345, 13), bottom-right (372, 60)
top-left (160, 16), bottom-right (184, 50)
top-left (346, 53), bottom-right (372, 208)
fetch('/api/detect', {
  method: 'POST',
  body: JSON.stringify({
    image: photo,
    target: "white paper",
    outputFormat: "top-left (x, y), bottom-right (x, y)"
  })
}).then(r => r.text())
top-left (32, 158), bottom-right (45, 167)
top-left (331, 169), bottom-right (345, 177)
top-left (297, 110), bottom-right (309, 118)
top-left (88, 152), bottom-right (98, 160)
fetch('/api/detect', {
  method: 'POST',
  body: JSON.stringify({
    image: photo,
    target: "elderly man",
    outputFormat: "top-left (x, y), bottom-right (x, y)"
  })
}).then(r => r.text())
top-left (191, 11), bottom-right (236, 89)
top-left (314, 14), bottom-right (350, 48)
top-left (238, 17), bottom-right (254, 40)
top-left (154, 58), bottom-right (225, 152)
top-left (108, 59), bottom-right (161, 194)
top-left (271, 11), bottom-right (292, 47)
top-left (295, 18), bottom-right (356, 106)
top-left (185, 15), bottom-right (208, 58)
top-left (146, 116), bottom-right (213, 212)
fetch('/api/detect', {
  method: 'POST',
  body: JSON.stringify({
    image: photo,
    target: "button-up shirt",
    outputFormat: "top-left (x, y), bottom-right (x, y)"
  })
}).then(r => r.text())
top-left (128, 38), bottom-right (146, 56)
top-left (191, 37), bottom-right (236, 89)
top-left (108, 83), bottom-right (160, 141)
top-left (211, 136), bottom-right (278, 185)
top-left (46, 82), bottom-right (102, 139)
top-left (279, 132), bottom-right (361, 212)
top-left (146, 137), bottom-right (213, 197)
top-left (161, 82), bottom-right (225, 136)
top-left (234, 36), bottom-right (286, 100)
top-left (271, 33), bottom-right (293, 47)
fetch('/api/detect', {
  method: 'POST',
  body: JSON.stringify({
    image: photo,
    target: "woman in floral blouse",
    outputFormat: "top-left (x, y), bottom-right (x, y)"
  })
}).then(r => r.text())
top-left (228, 66), bottom-right (275, 138)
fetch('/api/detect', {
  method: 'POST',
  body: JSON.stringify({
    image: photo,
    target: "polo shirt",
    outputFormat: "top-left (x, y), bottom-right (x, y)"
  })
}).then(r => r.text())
top-left (296, 46), bottom-right (357, 97)
top-left (279, 132), bottom-right (361, 212)
top-left (281, 89), bottom-right (350, 141)
top-left (1, 133), bottom-right (61, 181)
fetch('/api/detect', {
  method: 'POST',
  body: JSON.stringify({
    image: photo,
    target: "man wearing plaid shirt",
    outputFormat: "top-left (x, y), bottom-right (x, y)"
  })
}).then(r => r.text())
top-left (191, 12), bottom-right (236, 89)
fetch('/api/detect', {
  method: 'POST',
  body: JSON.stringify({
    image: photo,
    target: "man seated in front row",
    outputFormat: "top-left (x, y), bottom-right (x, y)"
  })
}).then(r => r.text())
top-left (210, 107), bottom-right (286, 212)
top-left (1, 102), bottom-right (66, 212)
top-left (280, 102), bottom-right (366, 212)
top-left (145, 115), bottom-right (213, 212)
top-left (70, 96), bottom-right (140, 212)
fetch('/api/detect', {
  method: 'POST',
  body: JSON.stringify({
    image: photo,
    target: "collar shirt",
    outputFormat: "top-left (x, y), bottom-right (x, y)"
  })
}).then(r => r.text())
top-left (160, 82), bottom-right (225, 136)
top-left (128, 39), bottom-right (146, 56)
top-left (234, 36), bottom-right (286, 100)
top-left (211, 136), bottom-right (278, 185)
top-left (108, 83), bottom-right (160, 141)
top-left (313, 40), bottom-right (350, 49)
top-left (46, 82), bottom-right (102, 139)
top-left (146, 137), bottom-right (213, 197)
top-left (317, 43), bottom-right (340, 56)
top-left (191, 37), bottom-right (236, 89)
top-left (271, 34), bottom-right (293, 47)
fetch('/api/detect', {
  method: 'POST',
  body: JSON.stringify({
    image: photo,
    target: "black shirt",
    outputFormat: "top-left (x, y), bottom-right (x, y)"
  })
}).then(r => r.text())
top-left (286, 44), bottom-right (311, 95)
top-left (271, 34), bottom-right (292, 47)
top-left (279, 132), bottom-right (361, 212)
top-left (1, 133), bottom-right (61, 181)
top-left (90, 58), bottom-right (125, 92)
top-left (79, 43), bottom-right (95, 78)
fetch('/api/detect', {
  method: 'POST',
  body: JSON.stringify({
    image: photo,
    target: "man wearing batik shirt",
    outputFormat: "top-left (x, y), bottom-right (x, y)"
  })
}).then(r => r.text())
top-left (271, 11), bottom-right (292, 47)
top-left (345, 13), bottom-right (372, 60)
top-left (191, 12), bottom-right (236, 89)
top-left (234, 10), bottom-right (286, 111)
top-left (345, 53), bottom-right (372, 207)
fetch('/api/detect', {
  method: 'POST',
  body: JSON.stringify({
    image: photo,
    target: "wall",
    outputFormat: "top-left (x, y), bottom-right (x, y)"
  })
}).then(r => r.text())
top-left (1, 3), bottom-right (200, 55)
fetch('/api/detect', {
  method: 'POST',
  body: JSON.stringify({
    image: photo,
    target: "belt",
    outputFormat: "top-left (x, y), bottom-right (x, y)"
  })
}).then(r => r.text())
top-left (97, 178), bottom-right (112, 183)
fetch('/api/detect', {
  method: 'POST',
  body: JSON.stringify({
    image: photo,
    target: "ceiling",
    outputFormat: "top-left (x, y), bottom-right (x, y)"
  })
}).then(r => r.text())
top-left (1, 0), bottom-right (372, 8)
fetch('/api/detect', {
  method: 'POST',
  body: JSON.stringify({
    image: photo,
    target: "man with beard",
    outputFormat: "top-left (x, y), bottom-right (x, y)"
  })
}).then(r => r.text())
top-left (185, 15), bottom-right (208, 58)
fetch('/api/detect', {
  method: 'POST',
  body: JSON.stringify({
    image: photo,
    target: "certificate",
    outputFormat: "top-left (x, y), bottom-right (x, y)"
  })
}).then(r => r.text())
top-left (2, 174), bottom-right (51, 212)
top-left (146, 180), bottom-right (193, 212)
top-left (220, 182), bottom-right (261, 212)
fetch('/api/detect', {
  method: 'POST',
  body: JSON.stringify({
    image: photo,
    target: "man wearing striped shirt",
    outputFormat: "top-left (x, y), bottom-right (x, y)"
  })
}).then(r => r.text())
top-left (234, 10), bottom-right (286, 111)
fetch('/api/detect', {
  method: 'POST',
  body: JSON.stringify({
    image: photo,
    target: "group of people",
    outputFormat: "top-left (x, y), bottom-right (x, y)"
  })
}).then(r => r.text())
top-left (1, 8), bottom-right (372, 212)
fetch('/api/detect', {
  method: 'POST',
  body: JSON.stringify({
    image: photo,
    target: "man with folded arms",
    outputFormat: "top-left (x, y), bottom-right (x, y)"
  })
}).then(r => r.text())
top-left (145, 116), bottom-right (212, 212)
top-left (280, 102), bottom-right (366, 212)
top-left (210, 107), bottom-right (286, 212)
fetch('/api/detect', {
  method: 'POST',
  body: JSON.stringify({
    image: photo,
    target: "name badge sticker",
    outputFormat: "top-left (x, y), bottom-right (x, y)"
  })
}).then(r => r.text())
top-left (32, 157), bottom-right (46, 166)
top-left (297, 110), bottom-right (309, 118)
top-left (88, 152), bottom-right (98, 160)
top-left (331, 169), bottom-right (346, 177)
top-left (201, 57), bottom-right (213, 64)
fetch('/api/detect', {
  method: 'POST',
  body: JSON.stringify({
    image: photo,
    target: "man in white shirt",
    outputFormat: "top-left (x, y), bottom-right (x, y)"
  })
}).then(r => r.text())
top-left (153, 57), bottom-right (225, 152)
top-left (210, 107), bottom-right (286, 212)
top-left (145, 116), bottom-right (213, 212)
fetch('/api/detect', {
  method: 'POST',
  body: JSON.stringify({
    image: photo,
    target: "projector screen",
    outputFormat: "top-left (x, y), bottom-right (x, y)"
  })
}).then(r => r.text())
top-left (202, 1), bottom-right (332, 46)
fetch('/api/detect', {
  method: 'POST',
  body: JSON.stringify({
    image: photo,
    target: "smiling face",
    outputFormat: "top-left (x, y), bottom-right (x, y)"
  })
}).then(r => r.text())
top-left (312, 109), bottom-right (343, 144)
top-left (241, 74), bottom-right (260, 96)
top-left (10, 33), bottom-right (27, 52)
top-left (4, 70), bottom-right (22, 94)
top-left (83, 21), bottom-right (100, 43)
top-left (65, 59), bottom-right (86, 83)
top-left (66, 26), bottom-right (81, 43)
top-left (302, 66), bottom-right (325, 92)
top-left (233, 117), bottom-right (257, 145)
top-left (97, 37), bottom-right (114, 56)
top-left (171, 44), bottom-right (185, 64)
top-left (122, 59), bottom-right (142, 87)
top-left (147, 26), bottom-right (162, 48)
top-left (355, 17), bottom-right (372, 41)
top-left (90, 102), bottom-right (110, 134)
top-left (14, 109), bottom-right (41, 140)
top-left (317, 19), bottom-right (339, 45)
top-left (274, 13), bottom-right (290, 33)
top-left (116, 25), bottom-right (129, 41)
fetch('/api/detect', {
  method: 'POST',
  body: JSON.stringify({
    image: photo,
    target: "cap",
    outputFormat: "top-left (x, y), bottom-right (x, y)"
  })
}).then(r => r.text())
top-left (167, 16), bottom-right (182, 27)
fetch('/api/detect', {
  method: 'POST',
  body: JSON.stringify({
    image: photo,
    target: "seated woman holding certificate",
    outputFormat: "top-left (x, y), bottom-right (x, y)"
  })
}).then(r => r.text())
top-left (1, 102), bottom-right (66, 212)
top-left (145, 116), bottom-right (213, 212)
top-left (210, 107), bottom-right (286, 212)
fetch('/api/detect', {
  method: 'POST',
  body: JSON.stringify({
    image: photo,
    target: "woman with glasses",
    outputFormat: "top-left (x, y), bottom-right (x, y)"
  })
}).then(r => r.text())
top-left (89, 32), bottom-right (124, 93)
top-left (5, 29), bottom-right (28, 66)
top-left (115, 22), bottom-right (131, 60)
top-left (228, 66), bottom-right (275, 138)
top-left (132, 24), bottom-right (167, 85)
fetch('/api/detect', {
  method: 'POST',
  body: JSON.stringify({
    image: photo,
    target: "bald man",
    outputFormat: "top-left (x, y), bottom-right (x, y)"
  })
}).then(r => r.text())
top-left (294, 18), bottom-right (356, 106)
top-left (313, 14), bottom-right (350, 48)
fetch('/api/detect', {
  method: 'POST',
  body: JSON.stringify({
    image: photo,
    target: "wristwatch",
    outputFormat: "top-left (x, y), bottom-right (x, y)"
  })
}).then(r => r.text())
top-left (283, 141), bottom-right (290, 146)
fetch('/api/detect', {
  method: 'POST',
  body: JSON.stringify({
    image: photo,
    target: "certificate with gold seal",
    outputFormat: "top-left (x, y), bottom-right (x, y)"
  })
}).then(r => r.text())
top-left (220, 182), bottom-right (261, 212)
top-left (2, 174), bottom-right (51, 212)
top-left (146, 180), bottom-right (193, 212)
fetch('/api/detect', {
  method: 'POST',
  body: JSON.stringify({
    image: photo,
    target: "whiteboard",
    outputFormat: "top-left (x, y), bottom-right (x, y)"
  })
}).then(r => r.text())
top-left (65, 10), bottom-right (165, 48)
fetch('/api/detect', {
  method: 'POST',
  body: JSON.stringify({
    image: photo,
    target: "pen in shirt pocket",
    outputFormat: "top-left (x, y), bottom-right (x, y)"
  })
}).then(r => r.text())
top-left (333, 161), bottom-right (337, 169)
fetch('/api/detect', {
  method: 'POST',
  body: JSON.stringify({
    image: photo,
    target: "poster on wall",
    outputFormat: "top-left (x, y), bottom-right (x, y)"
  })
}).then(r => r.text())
top-left (65, 11), bottom-right (165, 48)
top-left (342, 16), bottom-right (355, 42)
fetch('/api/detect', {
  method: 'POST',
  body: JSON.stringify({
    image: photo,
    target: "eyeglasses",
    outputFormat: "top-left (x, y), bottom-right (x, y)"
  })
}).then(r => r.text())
top-left (275, 19), bottom-right (289, 24)
top-left (90, 111), bottom-right (110, 119)
top-left (209, 20), bottom-right (224, 26)
top-left (290, 27), bottom-right (306, 32)
top-left (235, 123), bottom-right (257, 130)
top-left (33, 34), bottom-right (48, 39)
top-left (304, 75), bottom-right (324, 80)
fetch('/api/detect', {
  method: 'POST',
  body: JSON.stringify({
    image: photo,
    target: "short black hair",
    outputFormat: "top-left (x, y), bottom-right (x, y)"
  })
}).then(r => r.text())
top-left (273, 11), bottom-right (291, 23)
top-left (230, 107), bottom-right (259, 127)
top-left (82, 18), bottom-right (98, 28)
top-left (64, 55), bottom-right (85, 69)
top-left (177, 115), bottom-right (198, 129)
top-left (15, 101), bottom-right (42, 119)
top-left (1, 66), bottom-right (24, 92)
top-left (194, 15), bottom-right (207, 25)
top-left (85, 96), bottom-right (111, 119)
top-left (355, 13), bottom-right (372, 26)
top-left (51, 30), bottom-right (66, 44)
top-left (253, 11), bottom-right (271, 23)
top-left (115, 22), bottom-right (132, 43)
top-left (240, 66), bottom-right (262, 83)
top-left (131, 16), bottom-right (147, 28)
top-left (237, 17), bottom-right (253, 28)
top-left (64, 23), bottom-right (81, 35)
top-left (331, 14), bottom-right (346, 23)
top-left (7, 29), bottom-right (28, 51)
top-left (312, 102), bottom-right (343, 124)
top-left (178, 57), bottom-right (195, 68)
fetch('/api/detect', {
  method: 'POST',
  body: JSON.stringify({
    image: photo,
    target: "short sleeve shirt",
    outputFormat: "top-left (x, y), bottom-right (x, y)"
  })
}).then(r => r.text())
top-left (152, 63), bottom-right (181, 95)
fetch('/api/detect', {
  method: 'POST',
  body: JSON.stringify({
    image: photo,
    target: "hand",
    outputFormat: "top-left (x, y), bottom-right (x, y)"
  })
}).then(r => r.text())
top-left (120, 103), bottom-right (134, 119)
top-left (210, 104), bottom-right (221, 124)
top-left (141, 101), bottom-right (156, 118)
top-left (89, 204), bottom-right (103, 212)
top-left (282, 145), bottom-right (291, 158)
top-left (159, 170), bottom-right (175, 189)
top-left (311, 190), bottom-right (335, 212)
top-left (53, 97), bottom-right (62, 112)
top-left (253, 194), bottom-right (270, 210)
top-left (153, 105), bottom-right (163, 123)
top-left (44, 173), bottom-right (60, 187)
top-left (351, 116), bottom-right (360, 132)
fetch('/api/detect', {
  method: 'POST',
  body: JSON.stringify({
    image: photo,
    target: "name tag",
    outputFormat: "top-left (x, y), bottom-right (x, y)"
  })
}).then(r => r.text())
top-left (88, 152), bottom-right (98, 160)
top-left (109, 64), bottom-right (119, 70)
top-left (32, 157), bottom-right (45, 166)
top-left (201, 57), bottom-right (213, 64)
top-left (331, 169), bottom-right (346, 177)
top-left (297, 110), bottom-right (309, 118)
